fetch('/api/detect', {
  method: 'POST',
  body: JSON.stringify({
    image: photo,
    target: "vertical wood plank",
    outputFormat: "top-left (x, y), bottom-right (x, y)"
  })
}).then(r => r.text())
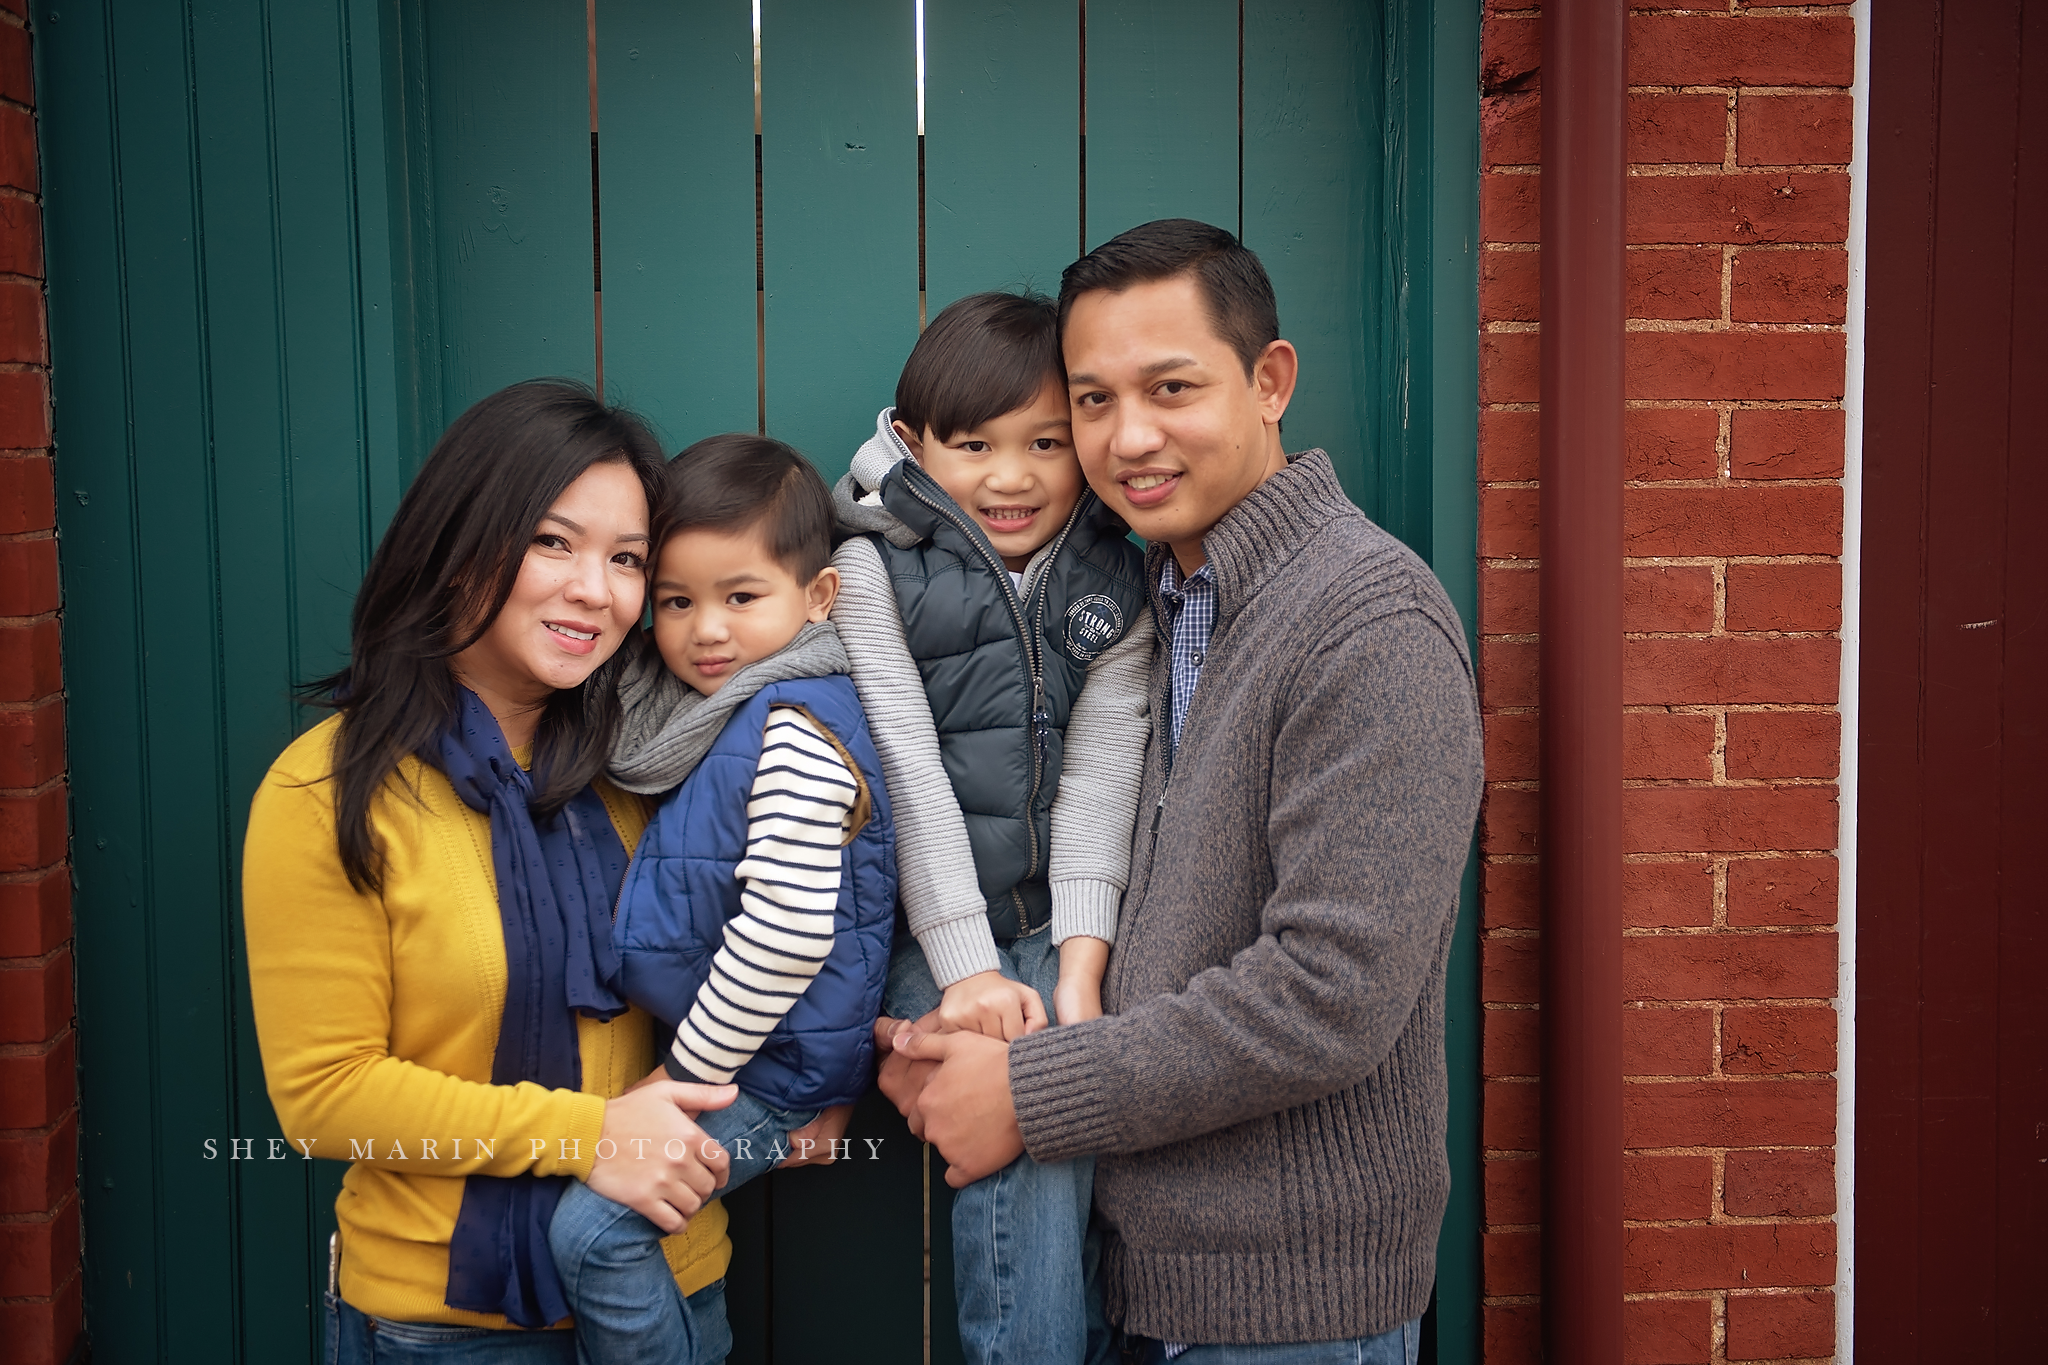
top-left (923, 1), bottom-right (1081, 309)
top-left (1083, 0), bottom-right (1239, 247)
top-left (1859, 0), bottom-right (2048, 1355)
top-left (1907, 1), bottom-right (2020, 1348)
top-left (759, 0), bottom-right (919, 480)
top-left (765, 1091), bottom-right (925, 1363)
top-left (90, 2), bottom-right (241, 1357)
top-left (1241, 0), bottom-right (1381, 514)
top-left (38, 0), bottom-right (164, 1356)
top-left (1417, 0), bottom-right (1484, 1354)
top-left (928, 1152), bottom-right (965, 1365)
top-left (1994, 9), bottom-right (2048, 1350)
top-left (187, 1), bottom-right (313, 1353)
top-left (423, 0), bottom-right (595, 418)
top-left (595, 0), bottom-right (759, 451)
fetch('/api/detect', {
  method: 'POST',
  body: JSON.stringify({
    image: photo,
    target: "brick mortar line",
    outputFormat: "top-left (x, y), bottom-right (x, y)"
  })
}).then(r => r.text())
top-left (1484, 242), bottom-right (1848, 253)
top-left (1483, 923), bottom-right (1838, 944)
top-left (1485, 320), bottom-right (1848, 334)
top-left (1481, 846), bottom-right (1842, 861)
top-left (1485, 161), bottom-right (1852, 177)
top-left (0, 860), bottom-right (69, 884)
top-left (0, 1026), bottom-right (72, 1058)
top-left (1481, 479), bottom-right (1846, 490)
top-left (1484, 398), bottom-right (1848, 410)
top-left (0, 1195), bottom-right (78, 1226)
top-left (1477, 630), bottom-right (1841, 642)
top-left (0, 939), bottom-right (67, 967)
top-left (1482, 712), bottom-right (1851, 720)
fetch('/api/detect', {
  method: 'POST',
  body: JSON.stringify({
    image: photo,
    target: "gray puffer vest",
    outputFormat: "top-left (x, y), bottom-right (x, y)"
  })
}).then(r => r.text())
top-left (872, 457), bottom-right (1148, 938)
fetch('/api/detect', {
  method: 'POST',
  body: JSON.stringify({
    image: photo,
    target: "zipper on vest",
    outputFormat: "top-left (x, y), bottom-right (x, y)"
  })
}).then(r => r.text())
top-left (1019, 503), bottom-right (1086, 880)
top-left (899, 464), bottom-right (1090, 891)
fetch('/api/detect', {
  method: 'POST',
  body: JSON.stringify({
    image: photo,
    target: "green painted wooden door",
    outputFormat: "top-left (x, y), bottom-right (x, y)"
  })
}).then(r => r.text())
top-left (35, 1), bottom-right (1479, 1360)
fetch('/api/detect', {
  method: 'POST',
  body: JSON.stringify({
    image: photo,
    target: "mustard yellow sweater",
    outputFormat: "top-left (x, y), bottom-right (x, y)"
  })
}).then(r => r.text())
top-left (243, 714), bottom-right (729, 1326)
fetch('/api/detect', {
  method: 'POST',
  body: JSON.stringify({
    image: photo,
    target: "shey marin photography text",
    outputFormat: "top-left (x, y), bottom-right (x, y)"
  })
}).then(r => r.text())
top-left (199, 1135), bottom-right (889, 1163)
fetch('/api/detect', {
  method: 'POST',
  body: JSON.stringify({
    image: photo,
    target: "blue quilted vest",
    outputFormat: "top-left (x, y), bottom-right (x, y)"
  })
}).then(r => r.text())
top-left (612, 675), bottom-right (897, 1111)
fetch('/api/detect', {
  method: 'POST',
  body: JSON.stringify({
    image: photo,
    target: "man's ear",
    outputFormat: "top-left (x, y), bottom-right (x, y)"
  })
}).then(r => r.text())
top-left (890, 418), bottom-right (926, 463)
top-left (1253, 339), bottom-right (1299, 427)
top-left (805, 565), bottom-right (841, 622)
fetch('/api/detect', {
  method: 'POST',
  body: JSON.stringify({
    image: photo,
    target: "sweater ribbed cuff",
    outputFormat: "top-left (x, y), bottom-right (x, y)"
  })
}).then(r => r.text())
top-left (554, 1092), bottom-right (609, 1181)
top-left (916, 914), bottom-right (1004, 989)
top-left (662, 1049), bottom-right (721, 1087)
top-left (1008, 1018), bottom-right (1122, 1164)
top-left (1049, 877), bottom-right (1122, 946)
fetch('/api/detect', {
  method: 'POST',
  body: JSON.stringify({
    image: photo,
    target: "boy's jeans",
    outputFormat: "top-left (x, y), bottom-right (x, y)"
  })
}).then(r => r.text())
top-left (887, 931), bottom-right (1111, 1365)
top-left (548, 1091), bottom-right (816, 1365)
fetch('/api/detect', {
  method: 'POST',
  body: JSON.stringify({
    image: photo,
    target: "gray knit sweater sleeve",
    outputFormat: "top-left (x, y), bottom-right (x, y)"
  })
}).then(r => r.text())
top-left (829, 535), bottom-right (1003, 987)
top-left (1010, 607), bottom-right (1481, 1160)
top-left (1047, 609), bottom-right (1154, 945)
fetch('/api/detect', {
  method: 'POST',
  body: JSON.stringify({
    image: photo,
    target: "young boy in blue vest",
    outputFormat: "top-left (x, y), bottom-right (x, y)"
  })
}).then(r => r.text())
top-left (548, 434), bottom-right (898, 1365)
top-left (830, 291), bottom-right (1153, 1365)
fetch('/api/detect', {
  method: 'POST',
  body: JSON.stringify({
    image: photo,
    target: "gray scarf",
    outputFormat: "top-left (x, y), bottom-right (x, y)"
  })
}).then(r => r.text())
top-left (607, 620), bottom-right (851, 795)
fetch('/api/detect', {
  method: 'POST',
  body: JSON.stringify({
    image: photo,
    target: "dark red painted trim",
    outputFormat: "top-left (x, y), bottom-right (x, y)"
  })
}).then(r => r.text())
top-left (1857, 0), bottom-right (2047, 1357)
top-left (1538, 0), bottom-right (1626, 1359)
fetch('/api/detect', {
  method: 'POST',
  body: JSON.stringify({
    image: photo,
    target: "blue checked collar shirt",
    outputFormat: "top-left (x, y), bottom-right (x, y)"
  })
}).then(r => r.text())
top-left (1158, 555), bottom-right (1218, 758)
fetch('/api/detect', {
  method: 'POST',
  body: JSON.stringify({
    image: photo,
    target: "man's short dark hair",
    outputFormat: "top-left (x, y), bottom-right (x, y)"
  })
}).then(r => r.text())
top-left (1058, 219), bottom-right (1280, 378)
top-left (894, 291), bottom-right (1063, 442)
top-left (655, 433), bottom-right (835, 582)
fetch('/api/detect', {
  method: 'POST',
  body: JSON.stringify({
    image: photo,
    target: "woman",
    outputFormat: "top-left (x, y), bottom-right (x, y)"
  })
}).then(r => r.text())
top-left (243, 381), bottom-right (735, 1360)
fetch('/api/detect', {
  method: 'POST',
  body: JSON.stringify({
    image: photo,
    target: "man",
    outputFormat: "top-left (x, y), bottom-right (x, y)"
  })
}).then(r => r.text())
top-left (881, 219), bottom-right (1483, 1362)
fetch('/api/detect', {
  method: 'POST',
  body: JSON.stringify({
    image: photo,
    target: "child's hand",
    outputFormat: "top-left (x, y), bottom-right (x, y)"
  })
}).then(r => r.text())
top-left (1053, 936), bottom-right (1110, 1026)
top-left (939, 970), bottom-right (1049, 1040)
top-left (779, 1105), bottom-right (855, 1168)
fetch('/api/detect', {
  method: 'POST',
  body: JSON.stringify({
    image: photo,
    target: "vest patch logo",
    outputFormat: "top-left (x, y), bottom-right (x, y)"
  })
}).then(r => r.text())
top-left (1062, 594), bottom-right (1125, 661)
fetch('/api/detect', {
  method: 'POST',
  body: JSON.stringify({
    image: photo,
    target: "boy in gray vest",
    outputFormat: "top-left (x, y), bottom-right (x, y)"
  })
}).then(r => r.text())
top-left (831, 291), bottom-right (1152, 1365)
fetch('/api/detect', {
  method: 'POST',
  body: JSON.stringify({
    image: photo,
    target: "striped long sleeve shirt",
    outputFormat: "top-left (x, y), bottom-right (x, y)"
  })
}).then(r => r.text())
top-left (665, 707), bottom-right (858, 1086)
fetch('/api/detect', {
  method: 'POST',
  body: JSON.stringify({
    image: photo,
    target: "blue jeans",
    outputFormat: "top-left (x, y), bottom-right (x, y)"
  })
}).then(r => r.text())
top-left (1132, 1318), bottom-right (1422, 1365)
top-left (323, 1281), bottom-right (729, 1364)
top-left (547, 1092), bottom-right (815, 1365)
top-left (887, 931), bottom-right (1110, 1365)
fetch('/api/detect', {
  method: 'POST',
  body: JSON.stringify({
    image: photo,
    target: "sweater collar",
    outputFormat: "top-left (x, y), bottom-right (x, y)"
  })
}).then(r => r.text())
top-left (1142, 449), bottom-right (1351, 633)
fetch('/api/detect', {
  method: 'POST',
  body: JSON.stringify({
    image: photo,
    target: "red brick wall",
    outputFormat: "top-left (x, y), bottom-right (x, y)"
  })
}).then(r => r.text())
top-left (1476, 2), bottom-right (1850, 1361)
top-left (0, 6), bottom-right (79, 1361)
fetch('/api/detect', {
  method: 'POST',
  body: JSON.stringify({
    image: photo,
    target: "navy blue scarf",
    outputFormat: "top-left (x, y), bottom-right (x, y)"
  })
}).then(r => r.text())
top-left (431, 687), bottom-right (629, 1328)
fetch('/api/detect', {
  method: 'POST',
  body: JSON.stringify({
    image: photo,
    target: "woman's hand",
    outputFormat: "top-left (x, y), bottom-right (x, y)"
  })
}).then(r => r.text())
top-left (1052, 936), bottom-right (1110, 1026)
top-left (586, 1081), bottom-right (736, 1234)
top-left (938, 970), bottom-right (1049, 1040)
top-left (779, 1104), bottom-right (855, 1168)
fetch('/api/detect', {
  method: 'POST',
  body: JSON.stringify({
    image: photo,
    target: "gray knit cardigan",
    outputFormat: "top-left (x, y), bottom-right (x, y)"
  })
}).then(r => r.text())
top-left (1007, 450), bottom-right (1484, 1343)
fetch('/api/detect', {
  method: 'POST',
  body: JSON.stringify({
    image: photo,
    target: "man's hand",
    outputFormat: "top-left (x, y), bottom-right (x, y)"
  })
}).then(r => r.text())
top-left (891, 1027), bottom-right (1025, 1187)
top-left (874, 1014), bottom-right (941, 1136)
top-left (1052, 936), bottom-right (1110, 1025)
top-left (937, 970), bottom-right (1049, 1040)
top-left (588, 1081), bottom-right (736, 1233)
top-left (778, 1104), bottom-right (854, 1169)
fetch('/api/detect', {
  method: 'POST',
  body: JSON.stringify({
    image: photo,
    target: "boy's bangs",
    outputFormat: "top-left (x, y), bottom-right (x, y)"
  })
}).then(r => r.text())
top-left (896, 291), bottom-right (1062, 442)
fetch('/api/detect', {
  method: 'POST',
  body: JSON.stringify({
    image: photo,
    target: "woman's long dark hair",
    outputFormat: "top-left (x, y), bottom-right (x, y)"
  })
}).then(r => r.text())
top-left (309, 379), bottom-right (665, 891)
